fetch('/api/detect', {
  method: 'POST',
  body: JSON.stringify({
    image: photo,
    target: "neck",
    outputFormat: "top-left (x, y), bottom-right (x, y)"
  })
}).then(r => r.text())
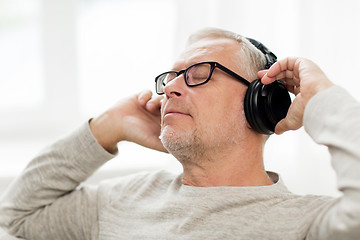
top-left (178, 137), bottom-right (273, 187)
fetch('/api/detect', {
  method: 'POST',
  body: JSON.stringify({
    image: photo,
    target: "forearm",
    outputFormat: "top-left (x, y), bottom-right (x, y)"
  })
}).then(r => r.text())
top-left (305, 86), bottom-right (360, 239)
top-left (0, 122), bottom-right (115, 239)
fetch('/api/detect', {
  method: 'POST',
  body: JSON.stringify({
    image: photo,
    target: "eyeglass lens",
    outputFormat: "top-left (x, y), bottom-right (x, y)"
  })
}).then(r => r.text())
top-left (156, 63), bottom-right (212, 94)
top-left (186, 63), bottom-right (211, 85)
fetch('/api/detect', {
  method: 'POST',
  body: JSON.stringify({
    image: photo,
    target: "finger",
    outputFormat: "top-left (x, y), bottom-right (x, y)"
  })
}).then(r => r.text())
top-left (152, 139), bottom-right (169, 153)
top-left (261, 61), bottom-right (282, 84)
top-left (261, 72), bottom-right (276, 85)
top-left (274, 119), bottom-right (287, 135)
top-left (262, 71), bottom-right (297, 85)
top-left (274, 103), bottom-right (303, 134)
top-left (274, 117), bottom-right (301, 135)
top-left (146, 95), bottom-right (163, 115)
top-left (267, 57), bottom-right (297, 78)
top-left (262, 57), bottom-right (300, 85)
top-left (138, 90), bottom-right (153, 106)
top-left (257, 70), bottom-right (268, 79)
top-left (275, 118), bottom-right (302, 135)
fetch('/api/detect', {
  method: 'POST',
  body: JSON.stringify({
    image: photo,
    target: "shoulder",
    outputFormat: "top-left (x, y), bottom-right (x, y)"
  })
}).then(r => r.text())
top-left (266, 172), bottom-right (337, 217)
top-left (270, 191), bottom-right (337, 225)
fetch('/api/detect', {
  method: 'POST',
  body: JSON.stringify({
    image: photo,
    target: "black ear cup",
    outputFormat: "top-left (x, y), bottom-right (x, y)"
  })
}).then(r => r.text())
top-left (244, 79), bottom-right (291, 135)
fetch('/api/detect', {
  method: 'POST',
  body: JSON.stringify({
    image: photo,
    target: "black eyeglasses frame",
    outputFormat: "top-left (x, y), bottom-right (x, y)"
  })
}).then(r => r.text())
top-left (154, 61), bottom-right (251, 95)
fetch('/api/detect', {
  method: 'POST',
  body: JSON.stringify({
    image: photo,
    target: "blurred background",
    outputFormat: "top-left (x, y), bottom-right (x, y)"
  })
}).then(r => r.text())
top-left (1, 0), bottom-right (359, 196)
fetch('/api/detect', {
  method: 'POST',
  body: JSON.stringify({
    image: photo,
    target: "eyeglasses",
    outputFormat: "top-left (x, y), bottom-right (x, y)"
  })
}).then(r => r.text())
top-left (155, 61), bottom-right (251, 95)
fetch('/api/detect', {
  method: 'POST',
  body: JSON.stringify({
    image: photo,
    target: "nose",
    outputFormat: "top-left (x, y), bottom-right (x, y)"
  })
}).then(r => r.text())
top-left (163, 75), bottom-right (186, 99)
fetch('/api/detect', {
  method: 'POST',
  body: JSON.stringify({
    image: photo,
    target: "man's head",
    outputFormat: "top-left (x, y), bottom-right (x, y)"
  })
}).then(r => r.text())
top-left (158, 28), bottom-right (269, 163)
top-left (186, 28), bottom-right (267, 80)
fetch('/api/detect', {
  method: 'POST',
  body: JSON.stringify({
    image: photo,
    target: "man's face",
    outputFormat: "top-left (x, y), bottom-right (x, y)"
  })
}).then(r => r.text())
top-left (160, 38), bottom-right (253, 159)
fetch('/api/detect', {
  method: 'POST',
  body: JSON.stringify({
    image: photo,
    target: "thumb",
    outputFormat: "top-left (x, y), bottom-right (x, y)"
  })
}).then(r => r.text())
top-left (274, 119), bottom-right (288, 135)
top-left (274, 108), bottom-right (304, 135)
top-left (153, 138), bottom-right (168, 153)
top-left (274, 94), bottom-right (306, 134)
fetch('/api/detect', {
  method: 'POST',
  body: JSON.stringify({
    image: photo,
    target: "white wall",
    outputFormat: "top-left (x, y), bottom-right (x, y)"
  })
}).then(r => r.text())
top-left (1, 0), bottom-right (360, 196)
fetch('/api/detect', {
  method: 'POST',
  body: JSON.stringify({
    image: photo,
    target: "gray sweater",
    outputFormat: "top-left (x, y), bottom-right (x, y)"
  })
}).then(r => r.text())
top-left (1, 86), bottom-right (360, 239)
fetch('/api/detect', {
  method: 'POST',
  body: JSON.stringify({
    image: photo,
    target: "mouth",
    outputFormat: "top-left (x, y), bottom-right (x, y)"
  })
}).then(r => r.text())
top-left (164, 110), bottom-right (191, 117)
top-left (163, 107), bottom-right (192, 118)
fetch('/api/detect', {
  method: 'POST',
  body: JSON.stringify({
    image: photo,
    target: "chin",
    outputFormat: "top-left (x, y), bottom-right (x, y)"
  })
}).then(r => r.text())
top-left (160, 126), bottom-right (196, 153)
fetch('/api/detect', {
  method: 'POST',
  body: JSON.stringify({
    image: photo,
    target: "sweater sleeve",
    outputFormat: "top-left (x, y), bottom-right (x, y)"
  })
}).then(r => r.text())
top-left (0, 122), bottom-right (116, 240)
top-left (304, 86), bottom-right (360, 239)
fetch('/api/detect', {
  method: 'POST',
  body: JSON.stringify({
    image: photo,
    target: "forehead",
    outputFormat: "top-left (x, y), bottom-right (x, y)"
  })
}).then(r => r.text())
top-left (173, 37), bottom-right (242, 69)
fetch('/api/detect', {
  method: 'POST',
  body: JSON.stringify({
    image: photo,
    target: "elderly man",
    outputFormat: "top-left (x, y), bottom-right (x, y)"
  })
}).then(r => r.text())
top-left (1, 28), bottom-right (359, 239)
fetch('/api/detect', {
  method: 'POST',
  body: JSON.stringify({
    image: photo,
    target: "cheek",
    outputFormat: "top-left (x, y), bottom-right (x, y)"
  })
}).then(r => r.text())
top-left (190, 82), bottom-right (248, 127)
top-left (196, 93), bottom-right (246, 128)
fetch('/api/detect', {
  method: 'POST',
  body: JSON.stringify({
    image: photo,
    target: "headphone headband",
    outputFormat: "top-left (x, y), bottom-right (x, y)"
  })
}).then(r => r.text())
top-left (246, 37), bottom-right (277, 69)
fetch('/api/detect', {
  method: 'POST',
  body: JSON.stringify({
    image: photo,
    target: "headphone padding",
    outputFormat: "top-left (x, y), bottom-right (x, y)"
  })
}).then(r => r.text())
top-left (244, 80), bottom-right (291, 135)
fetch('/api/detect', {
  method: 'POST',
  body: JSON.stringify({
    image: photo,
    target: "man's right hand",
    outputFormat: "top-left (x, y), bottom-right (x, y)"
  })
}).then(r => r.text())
top-left (89, 90), bottom-right (167, 154)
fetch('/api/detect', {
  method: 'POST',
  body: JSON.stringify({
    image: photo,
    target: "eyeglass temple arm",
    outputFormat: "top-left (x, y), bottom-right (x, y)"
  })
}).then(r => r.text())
top-left (216, 64), bottom-right (251, 87)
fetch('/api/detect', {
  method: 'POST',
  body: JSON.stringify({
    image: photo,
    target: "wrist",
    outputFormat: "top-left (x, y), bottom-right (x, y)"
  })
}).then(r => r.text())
top-left (89, 111), bottom-right (123, 154)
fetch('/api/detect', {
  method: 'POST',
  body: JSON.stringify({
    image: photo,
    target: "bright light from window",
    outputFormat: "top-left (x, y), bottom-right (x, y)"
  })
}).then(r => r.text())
top-left (0, 0), bottom-right (44, 110)
top-left (78, 0), bottom-right (176, 116)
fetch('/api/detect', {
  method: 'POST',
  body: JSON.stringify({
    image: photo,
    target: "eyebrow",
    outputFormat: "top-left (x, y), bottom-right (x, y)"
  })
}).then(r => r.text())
top-left (171, 60), bottom-right (209, 71)
top-left (170, 63), bottom-right (186, 72)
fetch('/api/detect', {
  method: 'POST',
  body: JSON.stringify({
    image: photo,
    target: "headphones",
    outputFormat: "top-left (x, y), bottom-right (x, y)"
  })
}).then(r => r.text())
top-left (243, 38), bottom-right (291, 135)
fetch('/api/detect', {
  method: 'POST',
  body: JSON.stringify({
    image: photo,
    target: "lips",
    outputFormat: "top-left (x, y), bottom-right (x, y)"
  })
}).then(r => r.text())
top-left (163, 106), bottom-right (191, 118)
top-left (164, 109), bottom-right (190, 117)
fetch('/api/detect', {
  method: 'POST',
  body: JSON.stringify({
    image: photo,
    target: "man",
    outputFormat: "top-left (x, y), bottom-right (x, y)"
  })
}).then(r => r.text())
top-left (0, 28), bottom-right (359, 239)
top-left (0, 227), bottom-right (20, 240)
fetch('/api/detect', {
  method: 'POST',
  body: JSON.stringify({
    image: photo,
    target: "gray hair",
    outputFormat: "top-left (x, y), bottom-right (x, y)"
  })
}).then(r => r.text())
top-left (187, 28), bottom-right (267, 80)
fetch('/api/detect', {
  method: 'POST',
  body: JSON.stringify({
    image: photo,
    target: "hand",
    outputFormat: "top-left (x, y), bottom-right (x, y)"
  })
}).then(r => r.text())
top-left (90, 90), bottom-right (167, 153)
top-left (258, 57), bottom-right (334, 134)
